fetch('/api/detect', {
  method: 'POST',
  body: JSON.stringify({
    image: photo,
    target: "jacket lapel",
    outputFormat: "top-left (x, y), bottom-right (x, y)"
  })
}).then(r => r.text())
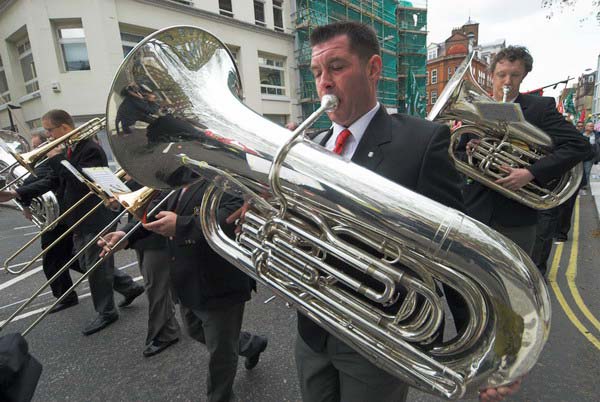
top-left (351, 106), bottom-right (392, 171)
top-left (175, 182), bottom-right (203, 213)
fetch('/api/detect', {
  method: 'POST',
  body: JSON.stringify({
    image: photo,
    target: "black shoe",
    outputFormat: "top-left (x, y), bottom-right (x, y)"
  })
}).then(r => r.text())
top-left (143, 338), bottom-right (179, 357)
top-left (554, 236), bottom-right (568, 243)
top-left (245, 337), bottom-right (268, 370)
top-left (48, 297), bottom-right (79, 314)
top-left (82, 314), bottom-right (118, 336)
top-left (118, 286), bottom-right (144, 308)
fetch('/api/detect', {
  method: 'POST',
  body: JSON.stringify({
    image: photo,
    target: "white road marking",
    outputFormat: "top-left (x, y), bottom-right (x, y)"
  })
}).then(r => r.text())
top-left (0, 266), bottom-right (43, 291)
top-left (1, 258), bottom-right (43, 272)
top-left (13, 224), bottom-right (37, 230)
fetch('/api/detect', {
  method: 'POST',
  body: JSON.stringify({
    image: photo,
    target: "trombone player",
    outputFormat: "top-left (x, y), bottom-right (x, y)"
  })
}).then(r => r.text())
top-left (0, 110), bottom-right (144, 335)
top-left (6, 129), bottom-right (81, 313)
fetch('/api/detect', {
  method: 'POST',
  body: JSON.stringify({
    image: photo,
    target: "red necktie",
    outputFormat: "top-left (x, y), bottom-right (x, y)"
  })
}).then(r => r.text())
top-left (333, 129), bottom-right (351, 155)
top-left (66, 146), bottom-right (72, 159)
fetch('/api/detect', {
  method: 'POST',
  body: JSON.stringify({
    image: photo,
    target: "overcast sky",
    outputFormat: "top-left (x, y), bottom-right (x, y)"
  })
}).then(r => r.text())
top-left (426, 0), bottom-right (599, 98)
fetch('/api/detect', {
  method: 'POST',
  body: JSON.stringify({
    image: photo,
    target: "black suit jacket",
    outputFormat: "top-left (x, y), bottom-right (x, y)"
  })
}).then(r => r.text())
top-left (298, 106), bottom-right (464, 352)
top-left (16, 138), bottom-right (117, 233)
top-left (126, 180), bottom-right (253, 311)
top-left (462, 94), bottom-right (592, 226)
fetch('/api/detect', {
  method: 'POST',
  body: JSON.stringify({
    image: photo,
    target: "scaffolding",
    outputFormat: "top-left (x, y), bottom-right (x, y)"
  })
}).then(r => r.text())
top-left (397, 0), bottom-right (427, 116)
top-left (294, 0), bottom-right (399, 130)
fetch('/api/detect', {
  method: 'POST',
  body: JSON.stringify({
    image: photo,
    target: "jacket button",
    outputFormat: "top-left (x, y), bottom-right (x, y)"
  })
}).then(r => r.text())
top-left (171, 257), bottom-right (175, 261)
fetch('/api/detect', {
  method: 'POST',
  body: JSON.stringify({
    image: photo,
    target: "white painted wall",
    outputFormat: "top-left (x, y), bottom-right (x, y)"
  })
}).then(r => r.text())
top-left (0, 0), bottom-right (299, 135)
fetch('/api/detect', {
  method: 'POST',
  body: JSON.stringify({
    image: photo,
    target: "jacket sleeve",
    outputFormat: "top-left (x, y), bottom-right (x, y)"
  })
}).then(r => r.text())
top-left (174, 191), bottom-right (243, 247)
top-left (15, 163), bottom-right (59, 205)
top-left (47, 143), bottom-right (106, 196)
top-left (528, 97), bottom-right (592, 184)
top-left (416, 124), bottom-right (465, 213)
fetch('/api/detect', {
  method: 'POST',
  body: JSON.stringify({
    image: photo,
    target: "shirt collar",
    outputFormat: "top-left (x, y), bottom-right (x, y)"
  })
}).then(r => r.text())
top-left (331, 102), bottom-right (380, 144)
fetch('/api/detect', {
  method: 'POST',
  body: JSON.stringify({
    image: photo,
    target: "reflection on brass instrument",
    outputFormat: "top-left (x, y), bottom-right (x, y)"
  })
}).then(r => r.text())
top-left (105, 26), bottom-right (550, 399)
top-left (0, 184), bottom-right (167, 335)
top-left (427, 53), bottom-right (582, 210)
top-left (3, 169), bottom-right (127, 275)
top-left (0, 131), bottom-right (59, 229)
top-left (0, 117), bottom-right (106, 192)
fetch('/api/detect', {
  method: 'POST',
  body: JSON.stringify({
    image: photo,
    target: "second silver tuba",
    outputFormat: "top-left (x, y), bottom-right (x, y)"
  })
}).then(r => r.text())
top-left (105, 26), bottom-right (550, 399)
top-left (427, 53), bottom-right (582, 210)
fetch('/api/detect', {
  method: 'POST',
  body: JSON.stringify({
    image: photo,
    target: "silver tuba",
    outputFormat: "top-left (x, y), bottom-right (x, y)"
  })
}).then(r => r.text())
top-left (105, 26), bottom-right (550, 399)
top-left (0, 130), bottom-right (59, 229)
top-left (427, 53), bottom-right (582, 210)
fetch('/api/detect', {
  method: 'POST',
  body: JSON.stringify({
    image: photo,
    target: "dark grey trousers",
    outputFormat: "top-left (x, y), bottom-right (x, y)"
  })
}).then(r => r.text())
top-left (490, 221), bottom-right (537, 257)
top-left (73, 231), bottom-right (139, 318)
top-left (295, 334), bottom-right (409, 402)
top-left (181, 303), bottom-right (262, 402)
top-left (136, 249), bottom-right (180, 345)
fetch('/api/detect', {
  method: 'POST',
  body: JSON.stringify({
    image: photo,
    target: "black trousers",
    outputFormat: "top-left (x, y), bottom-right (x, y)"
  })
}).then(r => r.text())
top-left (40, 224), bottom-right (80, 300)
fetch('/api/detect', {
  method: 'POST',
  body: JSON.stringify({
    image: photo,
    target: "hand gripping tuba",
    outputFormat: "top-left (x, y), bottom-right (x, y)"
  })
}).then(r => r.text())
top-left (427, 53), bottom-right (582, 210)
top-left (105, 26), bottom-right (551, 399)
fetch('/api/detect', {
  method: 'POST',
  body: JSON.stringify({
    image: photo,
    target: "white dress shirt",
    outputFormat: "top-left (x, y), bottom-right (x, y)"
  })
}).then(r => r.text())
top-left (325, 102), bottom-right (380, 160)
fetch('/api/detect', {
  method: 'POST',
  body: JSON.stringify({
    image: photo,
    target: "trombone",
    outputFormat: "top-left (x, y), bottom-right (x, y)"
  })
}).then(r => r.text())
top-left (0, 186), bottom-right (174, 336)
top-left (3, 168), bottom-right (126, 275)
top-left (0, 117), bottom-right (106, 191)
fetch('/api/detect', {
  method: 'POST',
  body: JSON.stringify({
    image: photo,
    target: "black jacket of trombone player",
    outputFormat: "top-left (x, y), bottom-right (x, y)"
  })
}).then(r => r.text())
top-left (15, 138), bottom-right (117, 233)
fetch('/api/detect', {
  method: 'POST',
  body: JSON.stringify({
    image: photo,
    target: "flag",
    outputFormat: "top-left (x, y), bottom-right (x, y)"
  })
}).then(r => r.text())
top-left (578, 107), bottom-right (586, 123)
top-left (406, 68), bottom-right (426, 117)
top-left (564, 90), bottom-right (576, 115)
top-left (557, 100), bottom-right (564, 114)
top-left (524, 88), bottom-right (544, 96)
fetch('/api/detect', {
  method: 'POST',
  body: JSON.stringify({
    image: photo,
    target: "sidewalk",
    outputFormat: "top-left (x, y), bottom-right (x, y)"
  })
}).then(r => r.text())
top-left (589, 164), bottom-right (600, 216)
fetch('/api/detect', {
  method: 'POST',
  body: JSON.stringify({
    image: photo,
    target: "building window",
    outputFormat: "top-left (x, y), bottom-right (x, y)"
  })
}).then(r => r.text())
top-left (431, 91), bottom-right (438, 105)
top-left (258, 53), bottom-right (285, 96)
top-left (273, 0), bottom-right (284, 32)
top-left (427, 48), bottom-right (437, 60)
top-left (0, 56), bottom-right (10, 103)
top-left (254, 1), bottom-right (266, 27)
top-left (431, 69), bottom-right (437, 85)
top-left (121, 32), bottom-right (146, 57)
top-left (57, 25), bottom-right (90, 71)
top-left (17, 38), bottom-right (39, 94)
top-left (219, 0), bottom-right (233, 17)
top-left (448, 66), bottom-right (453, 78)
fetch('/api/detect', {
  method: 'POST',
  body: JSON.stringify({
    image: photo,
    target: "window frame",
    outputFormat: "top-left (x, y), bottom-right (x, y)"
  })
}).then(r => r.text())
top-left (16, 37), bottom-right (39, 94)
top-left (431, 90), bottom-right (438, 105)
top-left (273, 0), bottom-right (284, 32)
top-left (120, 31), bottom-right (146, 58)
top-left (56, 23), bottom-right (91, 72)
top-left (0, 56), bottom-right (10, 103)
top-left (254, 0), bottom-right (266, 27)
top-left (219, 0), bottom-right (234, 17)
top-left (258, 53), bottom-right (286, 97)
top-left (431, 68), bottom-right (437, 85)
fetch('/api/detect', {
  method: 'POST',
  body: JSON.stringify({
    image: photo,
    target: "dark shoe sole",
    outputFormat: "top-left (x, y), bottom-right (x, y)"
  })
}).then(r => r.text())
top-left (48, 299), bottom-right (79, 314)
top-left (118, 287), bottom-right (145, 308)
top-left (143, 338), bottom-right (179, 357)
top-left (245, 338), bottom-right (268, 370)
top-left (82, 315), bottom-right (119, 336)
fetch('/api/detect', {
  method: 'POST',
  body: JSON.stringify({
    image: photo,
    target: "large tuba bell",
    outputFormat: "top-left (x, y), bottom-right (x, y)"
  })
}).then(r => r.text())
top-left (105, 26), bottom-right (550, 399)
top-left (427, 53), bottom-right (582, 210)
top-left (0, 130), bottom-right (59, 229)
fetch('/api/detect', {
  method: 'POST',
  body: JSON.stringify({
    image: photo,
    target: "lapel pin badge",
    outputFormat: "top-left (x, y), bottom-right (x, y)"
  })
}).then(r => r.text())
top-left (368, 151), bottom-right (374, 158)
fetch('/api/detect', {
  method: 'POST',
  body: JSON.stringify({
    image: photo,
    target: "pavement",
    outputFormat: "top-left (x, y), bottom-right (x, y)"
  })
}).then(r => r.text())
top-left (0, 172), bottom-right (599, 401)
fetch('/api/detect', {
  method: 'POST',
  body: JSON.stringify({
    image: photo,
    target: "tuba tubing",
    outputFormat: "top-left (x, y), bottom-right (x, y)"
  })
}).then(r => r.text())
top-left (104, 26), bottom-right (551, 400)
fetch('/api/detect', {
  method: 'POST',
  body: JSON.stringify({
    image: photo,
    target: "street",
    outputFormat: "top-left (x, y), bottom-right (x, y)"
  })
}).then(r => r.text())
top-left (1, 182), bottom-right (599, 402)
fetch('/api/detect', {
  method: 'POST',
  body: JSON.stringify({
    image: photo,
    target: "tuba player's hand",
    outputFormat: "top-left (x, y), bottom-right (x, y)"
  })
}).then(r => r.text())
top-left (495, 166), bottom-right (534, 191)
top-left (0, 190), bottom-right (18, 203)
top-left (479, 377), bottom-right (522, 402)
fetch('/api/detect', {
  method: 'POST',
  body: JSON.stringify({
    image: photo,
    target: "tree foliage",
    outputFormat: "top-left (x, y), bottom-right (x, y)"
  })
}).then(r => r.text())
top-left (541, 0), bottom-right (600, 24)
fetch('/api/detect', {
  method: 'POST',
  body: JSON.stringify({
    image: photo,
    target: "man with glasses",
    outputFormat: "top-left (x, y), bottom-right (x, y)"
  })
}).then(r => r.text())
top-left (0, 110), bottom-right (144, 335)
